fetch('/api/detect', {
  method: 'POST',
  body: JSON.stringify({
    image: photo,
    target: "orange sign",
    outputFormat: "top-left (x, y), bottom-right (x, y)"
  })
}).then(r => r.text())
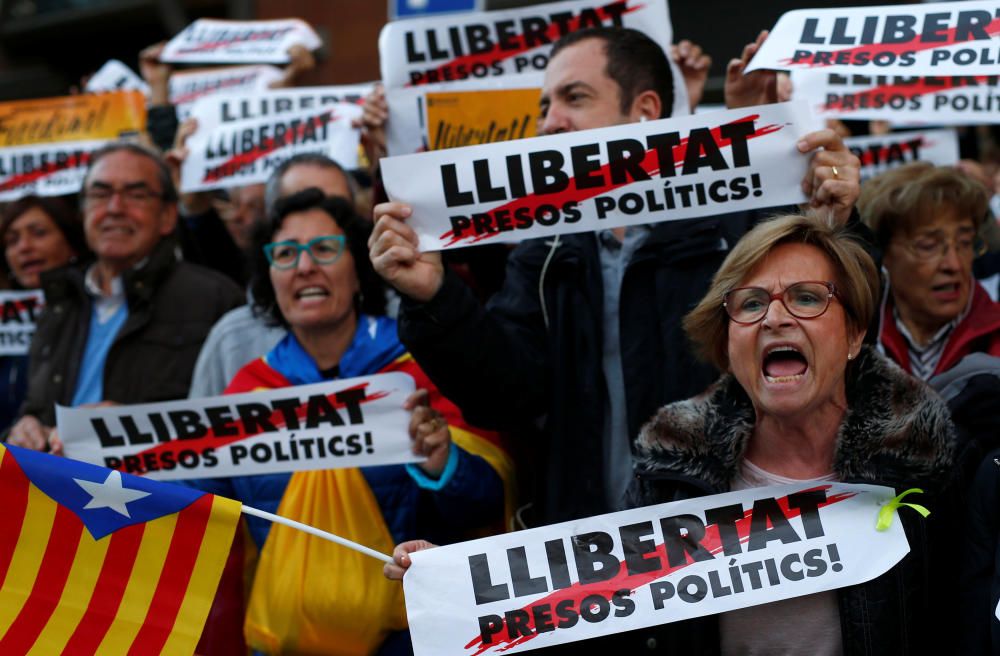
top-left (0, 91), bottom-right (147, 147)
top-left (425, 88), bottom-right (539, 151)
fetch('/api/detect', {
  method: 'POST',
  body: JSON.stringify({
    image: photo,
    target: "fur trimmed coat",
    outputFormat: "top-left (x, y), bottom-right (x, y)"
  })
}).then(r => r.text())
top-left (626, 345), bottom-right (960, 656)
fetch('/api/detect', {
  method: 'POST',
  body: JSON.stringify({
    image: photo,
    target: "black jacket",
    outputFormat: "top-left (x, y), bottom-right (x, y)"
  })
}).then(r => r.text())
top-left (23, 238), bottom-right (244, 426)
top-left (399, 214), bottom-right (754, 525)
top-left (625, 346), bottom-right (959, 655)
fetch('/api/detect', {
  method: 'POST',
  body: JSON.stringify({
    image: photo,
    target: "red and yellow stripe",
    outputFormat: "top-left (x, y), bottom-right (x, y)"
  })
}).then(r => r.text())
top-left (0, 445), bottom-right (241, 655)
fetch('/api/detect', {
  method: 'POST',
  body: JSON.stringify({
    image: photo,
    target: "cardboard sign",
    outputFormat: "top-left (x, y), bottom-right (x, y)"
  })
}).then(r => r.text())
top-left (0, 290), bottom-right (44, 355)
top-left (180, 101), bottom-right (363, 192)
top-left (0, 140), bottom-right (103, 201)
top-left (844, 128), bottom-right (959, 181)
top-left (746, 1), bottom-right (1000, 76)
top-left (160, 18), bottom-right (322, 64)
top-left (169, 65), bottom-right (284, 121)
top-left (187, 84), bottom-right (373, 134)
top-left (381, 101), bottom-right (814, 251)
top-left (57, 372), bottom-right (422, 481)
top-left (85, 60), bottom-right (151, 96)
top-left (385, 73), bottom-right (544, 156)
top-left (425, 87), bottom-right (540, 150)
top-left (404, 482), bottom-right (909, 655)
top-left (792, 71), bottom-right (1000, 124)
top-left (0, 91), bottom-right (146, 148)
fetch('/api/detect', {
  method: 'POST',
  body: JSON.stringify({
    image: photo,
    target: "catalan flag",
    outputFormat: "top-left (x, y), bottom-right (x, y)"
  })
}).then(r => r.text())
top-left (0, 443), bottom-right (241, 655)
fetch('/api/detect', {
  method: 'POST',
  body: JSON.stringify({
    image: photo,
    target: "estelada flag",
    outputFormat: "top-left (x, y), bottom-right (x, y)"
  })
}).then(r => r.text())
top-left (0, 443), bottom-right (241, 655)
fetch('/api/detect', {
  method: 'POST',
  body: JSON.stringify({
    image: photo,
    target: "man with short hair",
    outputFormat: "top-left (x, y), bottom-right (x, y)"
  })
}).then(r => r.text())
top-left (8, 142), bottom-right (244, 451)
top-left (187, 153), bottom-right (356, 397)
top-left (370, 26), bottom-right (860, 523)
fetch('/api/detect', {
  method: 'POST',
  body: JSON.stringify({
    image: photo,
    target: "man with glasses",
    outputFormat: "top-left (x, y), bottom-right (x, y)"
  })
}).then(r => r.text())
top-left (7, 142), bottom-right (243, 452)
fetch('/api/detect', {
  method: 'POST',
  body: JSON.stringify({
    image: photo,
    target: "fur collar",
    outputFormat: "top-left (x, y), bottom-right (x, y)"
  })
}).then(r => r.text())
top-left (634, 345), bottom-right (956, 491)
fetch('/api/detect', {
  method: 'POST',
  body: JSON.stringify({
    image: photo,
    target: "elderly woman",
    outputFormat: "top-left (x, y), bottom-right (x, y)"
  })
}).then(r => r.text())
top-left (626, 213), bottom-right (957, 654)
top-left (386, 214), bottom-right (957, 654)
top-left (198, 188), bottom-right (512, 656)
top-left (0, 196), bottom-right (88, 430)
top-left (858, 162), bottom-right (998, 382)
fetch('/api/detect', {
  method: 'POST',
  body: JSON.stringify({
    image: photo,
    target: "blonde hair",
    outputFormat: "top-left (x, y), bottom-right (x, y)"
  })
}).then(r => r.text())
top-left (684, 214), bottom-right (878, 371)
top-left (858, 162), bottom-right (989, 249)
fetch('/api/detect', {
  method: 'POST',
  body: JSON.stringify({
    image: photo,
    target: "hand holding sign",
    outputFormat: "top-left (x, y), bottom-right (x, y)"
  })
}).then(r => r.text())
top-left (725, 31), bottom-right (791, 110)
top-left (797, 129), bottom-right (861, 225)
top-left (384, 539), bottom-right (436, 581)
top-left (369, 202), bottom-right (445, 303)
top-left (406, 389), bottom-right (451, 477)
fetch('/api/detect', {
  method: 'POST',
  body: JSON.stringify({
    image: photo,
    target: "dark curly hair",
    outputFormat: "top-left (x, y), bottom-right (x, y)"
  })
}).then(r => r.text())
top-left (250, 187), bottom-right (386, 327)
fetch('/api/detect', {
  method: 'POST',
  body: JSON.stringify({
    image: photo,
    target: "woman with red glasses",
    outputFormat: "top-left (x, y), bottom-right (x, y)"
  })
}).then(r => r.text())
top-left (626, 213), bottom-right (958, 655)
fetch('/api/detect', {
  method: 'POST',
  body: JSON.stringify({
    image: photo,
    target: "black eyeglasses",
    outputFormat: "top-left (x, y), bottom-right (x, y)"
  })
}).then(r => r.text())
top-left (723, 281), bottom-right (839, 325)
top-left (82, 184), bottom-right (165, 207)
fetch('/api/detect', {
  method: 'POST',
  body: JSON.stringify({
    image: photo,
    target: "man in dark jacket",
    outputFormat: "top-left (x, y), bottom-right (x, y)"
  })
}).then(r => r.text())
top-left (371, 27), bottom-right (861, 528)
top-left (7, 142), bottom-right (244, 451)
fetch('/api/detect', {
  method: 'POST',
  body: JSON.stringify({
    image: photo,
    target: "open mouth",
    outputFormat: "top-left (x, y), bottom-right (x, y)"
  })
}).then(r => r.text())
top-left (762, 345), bottom-right (808, 383)
top-left (295, 286), bottom-right (329, 300)
top-left (931, 282), bottom-right (960, 297)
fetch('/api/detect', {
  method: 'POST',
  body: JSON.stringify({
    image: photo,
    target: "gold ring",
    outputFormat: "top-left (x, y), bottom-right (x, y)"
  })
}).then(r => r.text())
top-left (831, 165), bottom-right (840, 179)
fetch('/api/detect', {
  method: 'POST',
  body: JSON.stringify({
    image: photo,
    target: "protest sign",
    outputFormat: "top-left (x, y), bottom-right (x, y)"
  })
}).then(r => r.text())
top-left (0, 290), bottom-right (44, 355)
top-left (792, 71), bottom-right (1000, 124)
top-left (844, 128), bottom-right (959, 181)
top-left (170, 65), bottom-right (284, 121)
top-left (0, 91), bottom-right (146, 148)
top-left (381, 101), bottom-right (815, 251)
top-left (385, 74), bottom-right (543, 156)
top-left (180, 101), bottom-right (362, 192)
top-left (85, 59), bottom-right (151, 96)
top-left (187, 83), bottom-right (373, 134)
top-left (746, 1), bottom-right (1000, 76)
top-left (0, 140), bottom-right (103, 201)
top-left (426, 87), bottom-right (540, 150)
top-left (160, 18), bottom-right (322, 64)
top-left (379, 0), bottom-right (690, 155)
top-left (57, 372), bottom-right (422, 481)
top-left (378, 0), bottom-right (671, 88)
top-left (404, 482), bottom-right (909, 655)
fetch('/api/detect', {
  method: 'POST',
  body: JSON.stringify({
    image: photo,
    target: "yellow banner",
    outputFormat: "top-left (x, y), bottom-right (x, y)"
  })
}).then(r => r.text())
top-left (425, 88), bottom-right (539, 151)
top-left (0, 91), bottom-right (147, 147)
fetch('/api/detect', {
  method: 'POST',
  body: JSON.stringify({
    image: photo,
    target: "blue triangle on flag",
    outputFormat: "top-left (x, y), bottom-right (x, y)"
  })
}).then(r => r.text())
top-left (6, 444), bottom-right (205, 540)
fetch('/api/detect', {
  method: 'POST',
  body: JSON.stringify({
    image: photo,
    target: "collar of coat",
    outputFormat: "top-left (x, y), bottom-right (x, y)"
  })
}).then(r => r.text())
top-left (41, 236), bottom-right (179, 306)
top-left (634, 345), bottom-right (956, 491)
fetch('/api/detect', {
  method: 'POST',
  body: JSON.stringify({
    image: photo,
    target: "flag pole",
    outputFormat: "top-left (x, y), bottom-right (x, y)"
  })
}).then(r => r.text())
top-left (241, 504), bottom-right (394, 564)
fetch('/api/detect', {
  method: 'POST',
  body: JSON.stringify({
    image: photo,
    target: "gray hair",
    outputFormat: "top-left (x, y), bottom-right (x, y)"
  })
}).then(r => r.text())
top-left (263, 153), bottom-right (355, 211)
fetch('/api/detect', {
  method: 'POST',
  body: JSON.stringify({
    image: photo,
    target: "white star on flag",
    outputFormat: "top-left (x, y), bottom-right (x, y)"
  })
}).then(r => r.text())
top-left (74, 470), bottom-right (151, 518)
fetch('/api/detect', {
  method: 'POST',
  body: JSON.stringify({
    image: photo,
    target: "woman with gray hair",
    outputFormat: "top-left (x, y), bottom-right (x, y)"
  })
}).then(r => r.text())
top-left (628, 213), bottom-right (957, 655)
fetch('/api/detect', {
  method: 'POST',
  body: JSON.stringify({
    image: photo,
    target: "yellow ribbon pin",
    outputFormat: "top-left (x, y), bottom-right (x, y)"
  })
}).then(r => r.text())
top-left (876, 488), bottom-right (930, 531)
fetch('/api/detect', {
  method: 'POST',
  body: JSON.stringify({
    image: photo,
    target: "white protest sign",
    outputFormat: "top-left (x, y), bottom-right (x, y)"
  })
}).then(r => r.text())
top-left (0, 141), bottom-right (103, 201)
top-left (85, 60), bottom-right (151, 96)
top-left (160, 18), bottom-right (322, 64)
top-left (180, 102), bottom-right (362, 192)
top-left (57, 372), bottom-right (422, 481)
top-left (386, 74), bottom-right (544, 156)
top-left (379, 0), bottom-right (671, 88)
top-left (381, 101), bottom-right (815, 251)
top-left (404, 482), bottom-right (909, 655)
top-left (0, 290), bottom-right (44, 355)
top-left (845, 128), bottom-right (959, 182)
top-left (379, 0), bottom-right (690, 155)
top-left (169, 65), bottom-right (284, 121)
top-left (187, 84), bottom-right (373, 134)
top-left (746, 1), bottom-right (1000, 76)
top-left (792, 71), bottom-right (1000, 124)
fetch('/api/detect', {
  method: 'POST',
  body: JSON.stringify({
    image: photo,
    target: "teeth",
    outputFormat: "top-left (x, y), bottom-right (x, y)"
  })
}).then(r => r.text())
top-left (765, 374), bottom-right (804, 383)
top-left (765, 345), bottom-right (801, 356)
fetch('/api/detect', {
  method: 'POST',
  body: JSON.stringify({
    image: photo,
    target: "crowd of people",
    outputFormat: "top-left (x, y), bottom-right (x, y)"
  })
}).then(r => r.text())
top-left (2, 7), bottom-right (1000, 656)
